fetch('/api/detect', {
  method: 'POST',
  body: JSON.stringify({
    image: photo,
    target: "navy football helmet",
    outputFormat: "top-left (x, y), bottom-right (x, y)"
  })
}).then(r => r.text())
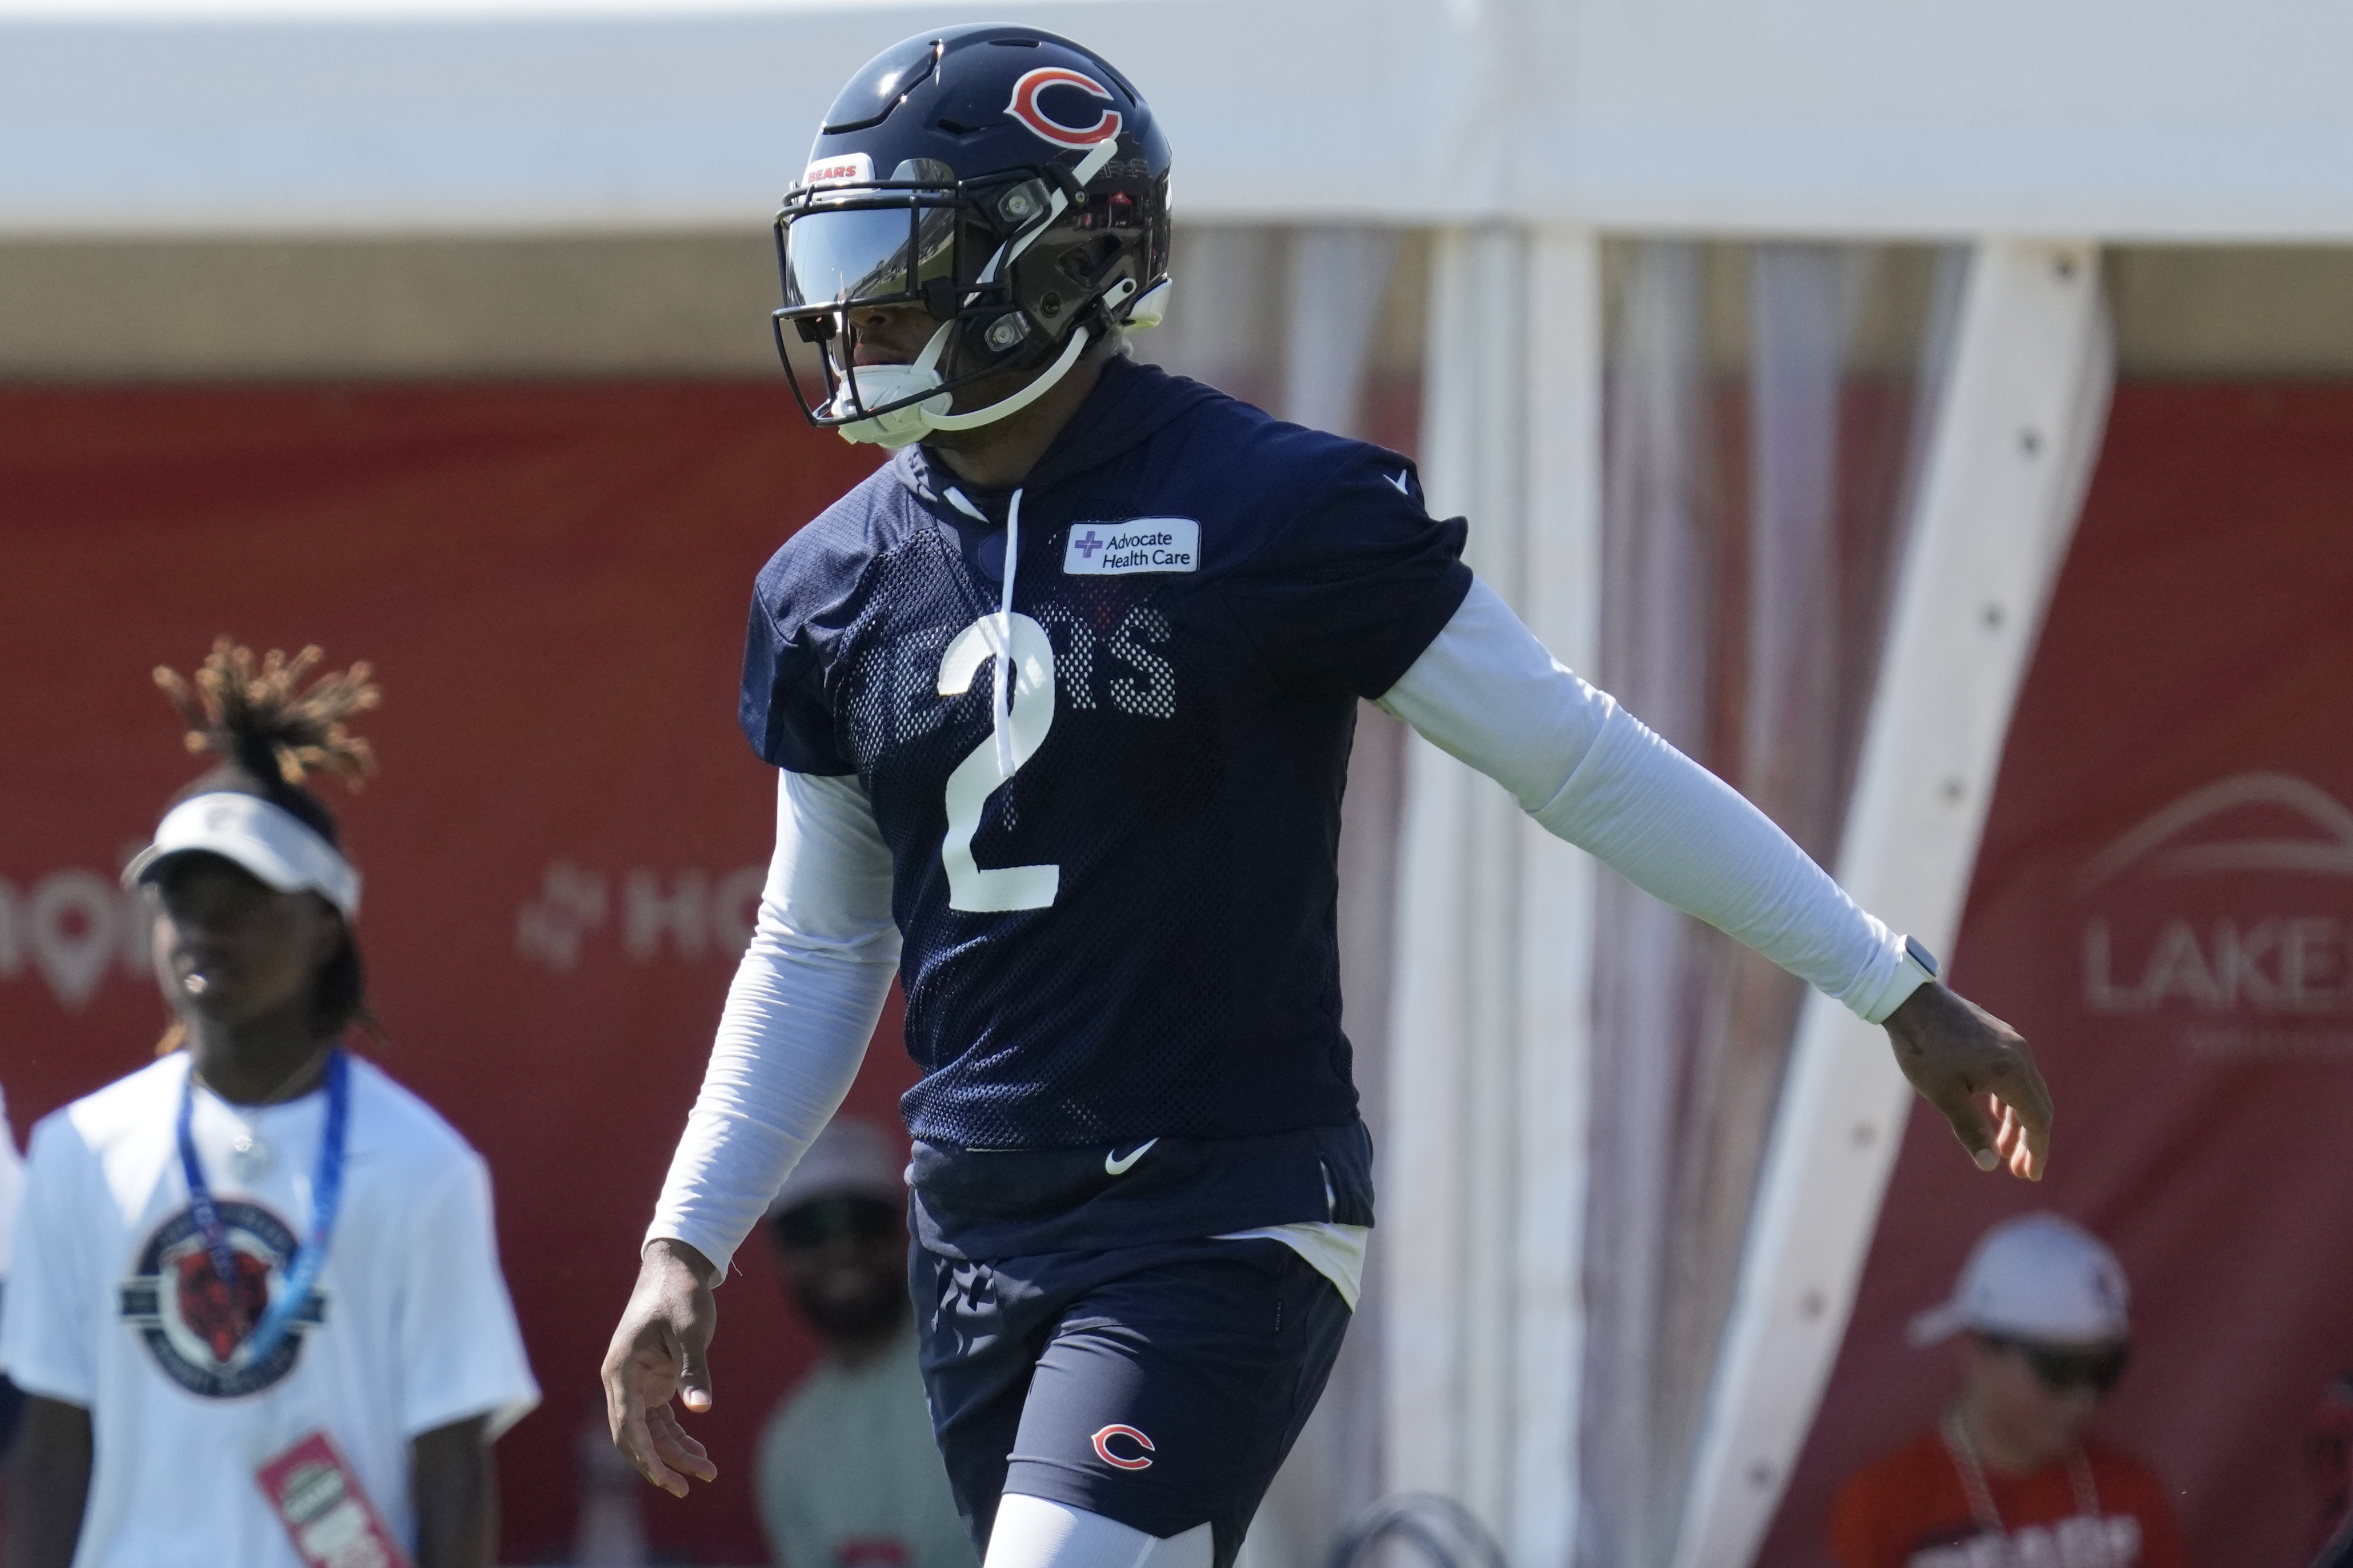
top-left (773, 26), bottom-right (1174, 448)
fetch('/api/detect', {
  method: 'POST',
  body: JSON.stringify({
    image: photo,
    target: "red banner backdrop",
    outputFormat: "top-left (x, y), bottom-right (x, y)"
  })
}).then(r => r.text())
top-left (0, 383), bottom-right (902, 1565)
top-left (1765, 384), bottom-right (2353, 1566)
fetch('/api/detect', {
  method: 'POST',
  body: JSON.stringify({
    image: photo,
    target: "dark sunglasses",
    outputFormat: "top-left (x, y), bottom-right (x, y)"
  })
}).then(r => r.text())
top-left (1984, 1334), bottom-right (2131, 1394)
top-left (771, 1194), bottom-right (901, 1251)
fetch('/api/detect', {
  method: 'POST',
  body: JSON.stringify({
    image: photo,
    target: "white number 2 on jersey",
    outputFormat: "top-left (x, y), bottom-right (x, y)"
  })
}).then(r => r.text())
top-left (935, 612), bottom-right (1060, 912)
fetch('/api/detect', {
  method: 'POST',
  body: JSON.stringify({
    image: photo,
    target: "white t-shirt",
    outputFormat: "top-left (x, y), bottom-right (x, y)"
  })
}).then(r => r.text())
top-left (0, 1052), bottom-right (541, 1567)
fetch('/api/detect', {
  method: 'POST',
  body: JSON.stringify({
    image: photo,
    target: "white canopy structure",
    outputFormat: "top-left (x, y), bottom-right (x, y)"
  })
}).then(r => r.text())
top-left (6, 0), bottom-right (2352, 236)
top-left (8, 2), bottom-right (2343, 1563)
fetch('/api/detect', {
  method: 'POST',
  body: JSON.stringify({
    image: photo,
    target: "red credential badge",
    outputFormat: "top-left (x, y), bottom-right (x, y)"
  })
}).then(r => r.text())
top-left (255, 1430), bottom-right (414, 1568)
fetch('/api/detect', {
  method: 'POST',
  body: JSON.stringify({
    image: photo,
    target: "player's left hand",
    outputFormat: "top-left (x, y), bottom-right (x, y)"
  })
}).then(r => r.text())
top-left (1882, 981), bottom-right (2052, 1180)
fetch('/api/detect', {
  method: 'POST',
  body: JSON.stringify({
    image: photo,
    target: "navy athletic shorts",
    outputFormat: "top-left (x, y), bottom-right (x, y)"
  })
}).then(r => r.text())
top-left (912, 1235), bottom-right (1352, 1568)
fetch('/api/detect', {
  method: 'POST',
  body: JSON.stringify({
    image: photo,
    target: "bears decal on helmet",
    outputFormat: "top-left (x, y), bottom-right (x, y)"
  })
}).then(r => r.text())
top-left (1005, 67), bottom-right (1125, 149)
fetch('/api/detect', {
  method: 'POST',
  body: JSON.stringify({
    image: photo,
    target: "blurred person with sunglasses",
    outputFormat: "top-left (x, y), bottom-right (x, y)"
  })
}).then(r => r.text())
top-left (1832, 1213), bottom-right (2187, 1568)
top-left (756, 1118), bottom-right (974, 1568)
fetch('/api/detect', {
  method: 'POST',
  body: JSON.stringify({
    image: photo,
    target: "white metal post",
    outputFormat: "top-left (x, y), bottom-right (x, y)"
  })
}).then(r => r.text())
top-left (1387, 223), bottom-right (1602, 1568)
top-left (1511, 224), bottom-right (1603, 1568)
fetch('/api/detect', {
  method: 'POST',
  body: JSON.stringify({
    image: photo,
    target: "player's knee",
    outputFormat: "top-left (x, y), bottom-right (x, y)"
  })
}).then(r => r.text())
top-left (985, 1494), bottom-right (1212, 1568)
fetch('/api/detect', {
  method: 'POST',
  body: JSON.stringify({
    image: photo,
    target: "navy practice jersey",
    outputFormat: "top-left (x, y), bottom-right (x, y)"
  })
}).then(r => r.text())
top-left (741, 356), bottom-right (1470, 1255)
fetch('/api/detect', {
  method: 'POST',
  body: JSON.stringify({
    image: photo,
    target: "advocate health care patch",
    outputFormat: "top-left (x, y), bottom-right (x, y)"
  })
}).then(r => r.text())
top-left (1063, 519), bottom-right (1199, 576)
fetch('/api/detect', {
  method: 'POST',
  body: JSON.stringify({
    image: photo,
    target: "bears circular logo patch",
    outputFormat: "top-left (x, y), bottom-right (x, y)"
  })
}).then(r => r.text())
top-left (118, 1200), bottom-right (326, 1398)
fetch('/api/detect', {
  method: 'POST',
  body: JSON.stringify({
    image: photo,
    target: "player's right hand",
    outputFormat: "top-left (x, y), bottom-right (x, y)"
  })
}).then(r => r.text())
top-left (1883, 981), bottom-right (2054, 1181)
top-left (602, 1237), bottom-right (723, 1498)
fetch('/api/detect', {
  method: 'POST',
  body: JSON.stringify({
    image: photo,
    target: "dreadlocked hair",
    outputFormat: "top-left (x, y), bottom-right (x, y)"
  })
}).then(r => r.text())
top-left (155, 637), bottom-right (378, 796)
top-left (151, 637), bottom-right (383, 1050)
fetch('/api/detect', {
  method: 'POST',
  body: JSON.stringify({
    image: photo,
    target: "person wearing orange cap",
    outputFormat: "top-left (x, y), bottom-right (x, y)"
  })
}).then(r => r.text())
top-left (1831, 1214), bottom-right (2188, 1568)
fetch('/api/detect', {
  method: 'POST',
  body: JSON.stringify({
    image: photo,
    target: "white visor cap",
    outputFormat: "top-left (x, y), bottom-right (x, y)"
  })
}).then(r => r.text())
top-left (1908, 1212), bottom-right (2130, 1348)
top-left (122, 791), bottom-right (362, 918)
top-left (766, 1117), bottom-right (907, 1220)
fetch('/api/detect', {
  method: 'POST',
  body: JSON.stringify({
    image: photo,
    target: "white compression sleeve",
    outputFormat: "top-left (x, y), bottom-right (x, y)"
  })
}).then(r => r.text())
top-left (986, 1495), bottom-right (1213, 1568)
top-left (1377, 576), bottom-right (1923, 1024)
top-left (645, 769), bottom-right (903, 1281)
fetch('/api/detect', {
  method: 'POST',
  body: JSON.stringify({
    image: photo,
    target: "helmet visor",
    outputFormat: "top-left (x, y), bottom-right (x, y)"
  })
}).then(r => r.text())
top-left (782, 196), bottom-right (959, 311)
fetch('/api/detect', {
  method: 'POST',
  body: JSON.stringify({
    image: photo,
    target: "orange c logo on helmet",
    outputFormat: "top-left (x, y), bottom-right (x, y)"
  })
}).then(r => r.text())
top-left (1006, 67), bottom-right (1123, 150)
top-left (1090, 1423), bottom-right (1155, 1470)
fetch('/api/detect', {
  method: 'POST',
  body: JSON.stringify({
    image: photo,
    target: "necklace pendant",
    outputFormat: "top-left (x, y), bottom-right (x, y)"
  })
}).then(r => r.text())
top-left (229, 1129), bottom-right (273, 1181)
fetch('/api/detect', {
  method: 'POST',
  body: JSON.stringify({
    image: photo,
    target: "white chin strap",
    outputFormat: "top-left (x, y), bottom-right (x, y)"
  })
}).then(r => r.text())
top-left (832, 321), bottom-right (1095, 450)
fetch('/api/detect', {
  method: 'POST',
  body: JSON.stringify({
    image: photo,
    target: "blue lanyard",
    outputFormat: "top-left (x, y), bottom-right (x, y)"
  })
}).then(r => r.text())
top-left (176, 1048), bottom-right (351, 1368)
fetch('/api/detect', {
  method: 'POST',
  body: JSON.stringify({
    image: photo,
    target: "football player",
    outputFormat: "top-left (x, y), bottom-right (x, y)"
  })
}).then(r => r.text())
top-left (601, 27), bottom-right (2052, 1568)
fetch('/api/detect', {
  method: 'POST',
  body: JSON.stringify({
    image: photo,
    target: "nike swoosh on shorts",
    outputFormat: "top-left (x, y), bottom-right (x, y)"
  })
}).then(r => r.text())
top-left (1104, 1139), bottom-right (1159, 1176)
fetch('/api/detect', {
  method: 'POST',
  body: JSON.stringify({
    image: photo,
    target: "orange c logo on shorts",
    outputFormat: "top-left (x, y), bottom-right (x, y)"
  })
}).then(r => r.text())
top-left (1091, 1423), bottom-right (1156, 1470)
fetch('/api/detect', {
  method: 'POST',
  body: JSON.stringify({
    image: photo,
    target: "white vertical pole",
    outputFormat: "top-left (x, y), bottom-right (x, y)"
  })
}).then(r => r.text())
top-left (1511, 224), bottom-right (1602, 1568)
top-left (1384, 679), bottom-right (1480, 1489)
top-left (1387, 222), bottom-right (1601, 1566)
top-left (1670, 239), bottom-right (2114, 1568)
top-left (1389, 223), bottom-right (1525, 1529)
top-left (1241, 223), bottom-right (1419, 1568)
top-left (1282, 227), bottom-right (1403, 438)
